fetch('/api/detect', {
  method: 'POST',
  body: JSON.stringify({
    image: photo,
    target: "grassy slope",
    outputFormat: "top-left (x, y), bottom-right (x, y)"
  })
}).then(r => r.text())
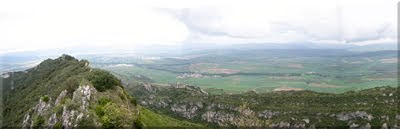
top-left (138, 106), bottom-right (204, 128)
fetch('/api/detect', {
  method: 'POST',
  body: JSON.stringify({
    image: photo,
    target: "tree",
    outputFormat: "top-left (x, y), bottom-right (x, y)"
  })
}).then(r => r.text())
top-left (86, 69), bottom-right (121, 92)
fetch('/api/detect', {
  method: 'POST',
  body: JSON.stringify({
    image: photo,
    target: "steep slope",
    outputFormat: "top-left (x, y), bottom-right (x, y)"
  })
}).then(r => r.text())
top-left (2, 55), bottom-right (138, 128)
top-left (1, 54), bottom-right (204, 128)
top-left (136, 106), bottom-right (204, 128)
top-left (126, 82), bottom-right (399, 128)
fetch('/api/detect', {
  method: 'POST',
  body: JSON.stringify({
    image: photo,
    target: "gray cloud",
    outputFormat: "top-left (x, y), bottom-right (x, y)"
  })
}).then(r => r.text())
top-left (158, 1), bottom-right (396, 45)
top-left (0, 0), bottom-right (397, 54)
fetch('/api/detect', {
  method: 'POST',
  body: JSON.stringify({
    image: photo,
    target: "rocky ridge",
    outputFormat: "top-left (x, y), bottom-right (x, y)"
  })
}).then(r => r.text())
top-left (2, 55), bottom-right (139, 128)
top-left (127, 82), bottom-right (400, 128)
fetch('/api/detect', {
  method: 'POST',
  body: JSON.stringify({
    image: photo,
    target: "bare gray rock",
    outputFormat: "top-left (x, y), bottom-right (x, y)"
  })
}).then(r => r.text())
top-left (55, 90), bottom-right (67, 105)
top-left (143, 83), bottom-right (154, 93)
top-left (350, 123), bottom-right (359, 129)
top-left (336, 111), bottom-right (373, 121)
top-left (61, 106), bottom-right (76, 128)
top-left (381, 123), bottom-right (388, 129)
top-left (381, 115), bottom-right (389, 121)
top-left (303, 118), bottom-right (310, 124)
top-left (155, 100), bottom-right (168, 108)
top-left (48, 113), bottom-right (57, 127)
top-left (72, 85), bottom-right (96, 112)
top-left (171, 104), bottom-right (199, 119)
top-left (33, 96), bottom-right (52, 116)
top-left (201, 111), bottom-right (235, 126)
top-left (22, 114), bottom-right (30, 129)
top-left (364, 123), bottom-right (371, 129)
top-left (258, 110), bottom-right (280, 119)
top-left (241, 108), bottom-right (254, 116)
top-left (22, 85), bottom-right (98, 129)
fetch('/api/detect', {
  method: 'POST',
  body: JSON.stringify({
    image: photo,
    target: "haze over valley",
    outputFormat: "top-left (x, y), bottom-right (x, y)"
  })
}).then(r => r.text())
top-left (0, 0), bottom-right (398, 128)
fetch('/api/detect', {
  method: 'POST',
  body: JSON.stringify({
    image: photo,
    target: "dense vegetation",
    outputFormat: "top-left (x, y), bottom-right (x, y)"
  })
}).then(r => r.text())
top-left (87, 69), bottom-right (122, 92)
top-left (136, 106), bottom-right (204, 128)
top-left (94, 98), bottom-right (134, 129)
top-left (126, 82), bottom-right (399, 128)
top-left (2, 54), bottom-right (90, 125)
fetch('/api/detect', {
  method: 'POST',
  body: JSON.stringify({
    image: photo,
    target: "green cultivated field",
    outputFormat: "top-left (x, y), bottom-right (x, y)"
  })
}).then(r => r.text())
top-left (98, 49), bottom-right (397, 94)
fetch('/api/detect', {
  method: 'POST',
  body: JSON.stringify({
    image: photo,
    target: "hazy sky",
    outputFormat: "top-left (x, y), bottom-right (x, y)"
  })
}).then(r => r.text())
top-left (0, 0), bottom-right (397, 54)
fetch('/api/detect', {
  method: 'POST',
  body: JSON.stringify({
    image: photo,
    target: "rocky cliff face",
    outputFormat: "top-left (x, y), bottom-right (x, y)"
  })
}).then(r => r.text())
top-left (127, 82), bottom-right (400, 128)
top-left (22, 85), bottom-right (97, 128)
top-left (22, 85), bottom-right (138, 129)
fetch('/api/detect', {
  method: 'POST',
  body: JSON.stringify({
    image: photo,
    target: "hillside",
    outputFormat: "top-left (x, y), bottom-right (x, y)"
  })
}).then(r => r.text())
top-left (1, 54), bottom-right (202, 128)
top-left (126, 82), bottom-right (399, 128)
top-left (1, 54), bottom-right (398, 128)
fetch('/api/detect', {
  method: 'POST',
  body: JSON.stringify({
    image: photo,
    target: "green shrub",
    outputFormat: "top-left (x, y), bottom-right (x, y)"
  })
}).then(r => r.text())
top-left (54, 105), bottom-right (64, 116)
top-left (98, 98), bottom-right (111, 106)
top-left (95, 105), bottom-right (105, 117)
top-left (53, 122), bottom-right (62, 129)
top-left (134, 120), bottom-right (144, 129)
top-left (130, 97), bottom-right (137, 106)
top-left (95, 98), bottom-right (111, 117)
top-left (65, 77), bottom-right (80, 95)
top-left (101, 103), bottom-right (125, 129)
top-left (41, 95), bottom-right (50, 102)
top-left (118, 92), bottom-right (126, 100)
top-left (33, 115), bottom-right (45, 128)
top-left (77, 115), bottom-right (96, 128)
top-left (94, 102), bottom-right (134, 129)
top-left (86, 69), bottom-right (121, 92)
top-left (122, 90), bottom-right (138, 106)
top-left (65, 99), bottom-right (80, 110)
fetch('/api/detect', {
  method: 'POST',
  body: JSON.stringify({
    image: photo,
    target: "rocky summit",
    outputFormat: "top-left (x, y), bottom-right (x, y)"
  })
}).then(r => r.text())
top-left (2, 55), bottom-right (139, 128)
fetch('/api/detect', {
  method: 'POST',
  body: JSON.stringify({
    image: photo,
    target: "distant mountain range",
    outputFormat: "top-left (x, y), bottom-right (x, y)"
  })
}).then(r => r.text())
top-left (1, 43), bottom-right (396, 73)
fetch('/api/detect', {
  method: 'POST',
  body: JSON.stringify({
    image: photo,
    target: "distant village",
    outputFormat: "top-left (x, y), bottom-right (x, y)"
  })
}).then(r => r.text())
top-left (176, 73), bottom-right (221, 79)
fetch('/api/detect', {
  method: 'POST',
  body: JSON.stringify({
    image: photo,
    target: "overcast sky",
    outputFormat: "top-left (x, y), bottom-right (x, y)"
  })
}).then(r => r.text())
top-left (0, 0), bottom-right (397, 54)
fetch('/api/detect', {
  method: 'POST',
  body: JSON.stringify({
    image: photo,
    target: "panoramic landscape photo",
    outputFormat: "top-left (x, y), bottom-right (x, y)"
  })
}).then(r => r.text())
top-left (0, 0), bottom-right (398, 128)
